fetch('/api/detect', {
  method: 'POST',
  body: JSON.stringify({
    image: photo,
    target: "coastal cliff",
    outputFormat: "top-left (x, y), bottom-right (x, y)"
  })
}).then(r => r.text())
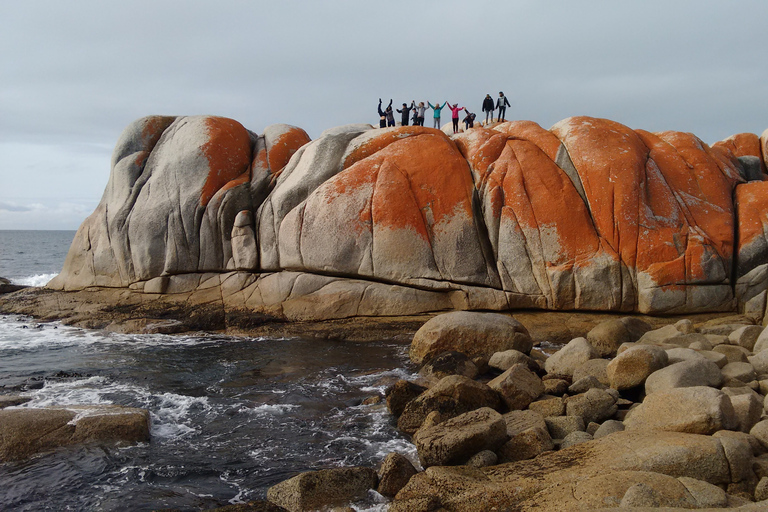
top-left (47, 116), bottom-right (768, 321)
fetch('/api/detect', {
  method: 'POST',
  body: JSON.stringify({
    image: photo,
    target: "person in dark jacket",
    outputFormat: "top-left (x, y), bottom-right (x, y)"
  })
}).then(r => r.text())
top-left (377, 98), bottom-right (389, 128)
top-left (496, 91), bottom-right (511, 122)
top-left (463, 110), bottom-right (476, 130)
top-left (482, 94), bottom-right (495, 124)
top-left (396, 101), bottom-right (415, 126)
top-left (385, 100), bottom-right (396, 127)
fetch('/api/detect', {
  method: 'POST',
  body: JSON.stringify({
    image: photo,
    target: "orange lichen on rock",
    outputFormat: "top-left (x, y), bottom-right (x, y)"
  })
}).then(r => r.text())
top-left (133, 116), bottom-right (176, 167)
top-left (551, 116), bottom-right (648, 268)
top-left (342, 126), bottom-right (439, 170)
top-left (266, 126), bottom-right (311, 174)
top-left (736, 181), bottom-right (768, 274)
top-left (492, 120), bottom-right (562, 161)
top-left (200, 117), bottom-right (253, 207)
top-left (713, 132), bottom-right (766, 174)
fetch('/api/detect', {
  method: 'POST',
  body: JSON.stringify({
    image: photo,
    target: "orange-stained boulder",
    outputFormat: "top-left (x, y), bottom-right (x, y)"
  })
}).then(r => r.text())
top-left (713, 132), bottom-right (766, 175)
top-left (278, 129), bottom-right (500, 288)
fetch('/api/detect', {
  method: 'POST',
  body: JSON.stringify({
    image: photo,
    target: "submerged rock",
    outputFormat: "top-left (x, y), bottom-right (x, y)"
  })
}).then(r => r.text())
top-left (266, 467), bottom-right (377, 512)
top-left (0, 405), bottom-right (150, 461)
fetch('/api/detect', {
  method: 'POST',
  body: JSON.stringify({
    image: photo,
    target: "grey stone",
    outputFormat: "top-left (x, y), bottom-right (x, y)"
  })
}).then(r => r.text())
top-left (607, 345), bottom-right (668, 390)
top-left (487, 364), bottom-right (543, 410)
top-left (497, 425), bottom-right (553, 462)
top-left (644, 359), bottom-right (723, 395)
top-left (729, 325), bottom-right (764, 351)
top-left (594, 419), bottom-right (625, 439)
top-left (413, 407), bottom-right (508, 467)
top-left (717, 344), bottom-right (752, 364)
top-left (545, 415), bottom-right (585, 439)
top-left (544, 337), bottom-right (598, 377)
top-left (419, 351), bottom-right (479, 382)
top-left (465, 449), bottom-right (498, 468)
top-left (755, 476), bottom-right (768, 501)
top-left (266, 467), bottom-right (377, 512)
top-left (625, 386), bottom-right (738, 435)
top-left (377, 452), bottom-right (417, 498)
top-left (527, 397), bottom-right (565, 418)
top-left (565, 388), bottom-right (618, 424)
top-left (586, 318), bottom-right (631, 357)
top-left (620, 482), bottom-right (661, 507)
top-left (560, 431), bottom-right (593, 449)
top-left (410, 312), bottom-right (532, 365)
top-left (572, 358), bottom-right (610, 386)
top-left (721, 362), bottom-right (757, 383)
top-left (677, 476), bottom-right (728, 508)
top-left (488, 349), bottom-right (538, 373)
top-left (568, 375), bottom-right (606, 394)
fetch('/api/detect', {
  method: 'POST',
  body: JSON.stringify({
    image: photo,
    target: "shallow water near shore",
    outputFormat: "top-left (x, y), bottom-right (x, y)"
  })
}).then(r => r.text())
top-left (0, 314), bottom-right (417, 511)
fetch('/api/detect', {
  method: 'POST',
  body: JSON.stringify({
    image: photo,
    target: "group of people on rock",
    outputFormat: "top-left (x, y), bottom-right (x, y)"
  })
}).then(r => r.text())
top-left (377, 92), bottom-right (511, 134)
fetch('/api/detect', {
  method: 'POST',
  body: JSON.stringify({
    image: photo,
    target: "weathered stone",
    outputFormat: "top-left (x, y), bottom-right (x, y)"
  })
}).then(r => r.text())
top-left (418, 351), bottom-right (478, 382)
top-left (644, 359), bottom-right (724, 395)
top-left (0, 395), bottom-right (32, 409)
top-left (594, 419), bottom-right (625, 439)
top-left (752, 324), bottom-right (768, 353)
top-left (542, 378), bottom-right (569, 396)
top-left (722, 361), bottom-right (758, 383)
top-left (545, 415), bottom-right (585, 439)
top-left (487, 349), bottom-right (539, 373)
top-left (466, 450), bottom-right (498, 468)
top-left (716, 345), bottom-right (752, 365)
top-left (503, 409), bottom-right (547, 436)
top-left (586, 318), bottom-right (631, 357)
top-left (413, 407), bottom-right (508, 467)
top-left (625, 386), bottom-right (738, 434)
top-left (571, 358), bottom-right (610, 386)
top-left (561, 431), bottom-right (593, 449)
top-left (730, 325), bottom-right (764, 351)
top-left (497, 426), bottom-right (553, 462)
top-left (0, 405), bottom-right (150, 461)
top-left (487, 364), bottom-right (543, 410)
top-left (409, 312), bottom-right (532, 365)
top-left (543, 337), bottom-right (598, 377)
top-left (266, 467), bottom-right (377, 512)
top-left (755, 476), bottom-right (768, 501)
top-left (565, 388), bottom-right (618, 424)
top-left (385, 380), bottom-right (426, 417)
top-left (750, 350), bottom-right (768, 378)
top-left (568, 375), bottom-right (606, 394)
top-left (750, 420), bottom-right (768, 450)
top-left (397, 375), bottom-right (500, 434)
top-left (528, 396), bottom-right (565, 418)
top-left (377, 452), bottom-right (418, 498)
top-left (606, 345), bottom-right (668, 390)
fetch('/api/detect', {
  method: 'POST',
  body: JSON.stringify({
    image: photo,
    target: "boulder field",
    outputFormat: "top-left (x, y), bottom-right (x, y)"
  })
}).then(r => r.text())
top-left (43, 116), bottom-right (768, 320)
top-left (258, 311), bottom-right (768, 511)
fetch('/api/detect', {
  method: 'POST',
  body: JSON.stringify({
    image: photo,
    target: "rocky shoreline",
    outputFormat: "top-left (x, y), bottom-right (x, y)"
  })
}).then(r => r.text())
top-left (256, 310), bottom-right (768, 511)
top-left (6, 287), bottom-right (768, 510)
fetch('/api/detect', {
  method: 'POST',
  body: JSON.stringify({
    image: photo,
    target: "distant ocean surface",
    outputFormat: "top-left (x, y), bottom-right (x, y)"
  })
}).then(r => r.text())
top-left (0, 230), bottom-right (415, 511)
top-left (0, 230), bottom-right (76, 285)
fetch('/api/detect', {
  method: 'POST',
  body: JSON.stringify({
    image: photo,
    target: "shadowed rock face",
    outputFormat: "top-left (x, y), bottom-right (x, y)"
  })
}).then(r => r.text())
top-left (48, 116), bottom-right (768, 320)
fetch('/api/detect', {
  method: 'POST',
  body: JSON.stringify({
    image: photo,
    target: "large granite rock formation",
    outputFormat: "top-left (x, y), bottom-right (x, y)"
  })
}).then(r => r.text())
top-left (48, 115), bottom-right (768, 320)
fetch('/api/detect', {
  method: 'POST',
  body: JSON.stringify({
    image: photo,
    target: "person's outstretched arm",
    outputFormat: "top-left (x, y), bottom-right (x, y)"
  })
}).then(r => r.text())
top-left (388, 99), bottom-right (393, 108)
top-left (428, 102), bottom-right (434, 109)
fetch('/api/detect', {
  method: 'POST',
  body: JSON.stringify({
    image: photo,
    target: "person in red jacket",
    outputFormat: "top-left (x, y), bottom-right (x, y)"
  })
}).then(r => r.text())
top-left (447, 103), bottom-right (465, 134)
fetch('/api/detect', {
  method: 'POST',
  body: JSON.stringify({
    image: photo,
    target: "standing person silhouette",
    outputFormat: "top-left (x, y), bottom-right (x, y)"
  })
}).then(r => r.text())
top-left (482, 94), bottom-right (495, 124)
top-left (447, 102), bottom-right (465, 134)
top-left (428, 101), bottom-right (446, 129)
top-left (416, 102), bottom-right (427, 126)
top-left (384, 101), bottom-right (396, 127)
top-left (496, 91), bottom-right (511, 122)
top-left (377, 99), bottom-right (390, 128)
top-left (396, 101), bottom-right (415, 126)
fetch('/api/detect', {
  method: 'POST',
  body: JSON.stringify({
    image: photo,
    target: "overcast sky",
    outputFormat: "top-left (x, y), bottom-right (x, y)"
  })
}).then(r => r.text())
top-left (1, 0), bottom-right (767, 230)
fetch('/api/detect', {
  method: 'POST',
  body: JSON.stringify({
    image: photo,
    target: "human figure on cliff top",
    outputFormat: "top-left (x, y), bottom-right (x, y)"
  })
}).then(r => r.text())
top-left (396, 101), bottom-right (415, 127)
top-left (428, 101), bottom-right (446, 129)
top-left (463, 110), bottom-right (476, 130)
top-left (385, 102), bottom-right (396, 127)
top-left (447, 103), bottom-right (465, 134)
top-left (496, 91), bottom-right (511, 122)
top-left (377, 99), bottom-right (390, 128)
top-left (411, 104), bottom-right (419, 126)
top-left (482, 94), bottom-right (495, 124)
top-left (416, 102), bottom-right (427, 126)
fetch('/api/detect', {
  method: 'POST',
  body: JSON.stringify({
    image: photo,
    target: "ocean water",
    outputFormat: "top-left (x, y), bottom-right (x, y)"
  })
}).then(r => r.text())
top-left (0, 231), bottom-right (417, 511)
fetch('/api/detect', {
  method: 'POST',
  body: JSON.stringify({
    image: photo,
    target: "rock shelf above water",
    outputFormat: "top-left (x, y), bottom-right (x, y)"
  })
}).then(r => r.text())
top-left (47, 115), bottom-right (768, 320)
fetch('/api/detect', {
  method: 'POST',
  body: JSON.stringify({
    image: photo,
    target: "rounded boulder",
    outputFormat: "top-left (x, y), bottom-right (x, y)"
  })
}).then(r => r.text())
top-left (410, 311), bottom-right (532, 365)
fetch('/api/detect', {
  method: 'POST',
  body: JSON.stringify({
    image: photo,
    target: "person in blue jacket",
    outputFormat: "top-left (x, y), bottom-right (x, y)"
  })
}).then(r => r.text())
top-left (428, 101), bottom-right (446, 129)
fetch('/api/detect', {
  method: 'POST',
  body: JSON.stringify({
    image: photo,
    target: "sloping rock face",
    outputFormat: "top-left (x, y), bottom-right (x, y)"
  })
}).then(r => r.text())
top-left (48, 116), bottom-right (768, 320)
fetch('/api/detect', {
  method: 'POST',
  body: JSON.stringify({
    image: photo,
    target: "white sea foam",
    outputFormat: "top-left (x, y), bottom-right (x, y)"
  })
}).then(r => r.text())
top-left (11, 273), bottom-right (58, 287)
top-left (249, 403), bottom-right (299, 416)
